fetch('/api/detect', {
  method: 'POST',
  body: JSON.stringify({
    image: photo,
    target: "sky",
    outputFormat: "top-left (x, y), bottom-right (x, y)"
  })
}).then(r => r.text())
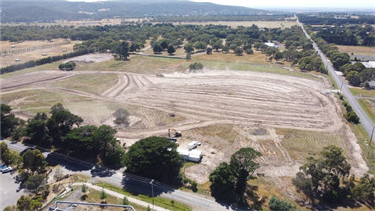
top-left (191, 0), bottom-right (375, 9)
top-left (67, 0), bottom-right (375, 9)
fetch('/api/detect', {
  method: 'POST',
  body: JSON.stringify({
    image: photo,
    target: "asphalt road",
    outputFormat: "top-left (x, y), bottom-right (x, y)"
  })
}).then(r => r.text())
top-left (0, 172), bottom-right (28, 210)
top-left (296, 16), bottom-right (375, 142)
top-left (1, 140), bottom-right (246, 211)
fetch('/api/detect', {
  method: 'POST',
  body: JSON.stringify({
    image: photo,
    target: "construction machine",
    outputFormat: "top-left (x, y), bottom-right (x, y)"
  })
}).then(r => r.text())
top-left (168, 128), bottom-right (181, 138)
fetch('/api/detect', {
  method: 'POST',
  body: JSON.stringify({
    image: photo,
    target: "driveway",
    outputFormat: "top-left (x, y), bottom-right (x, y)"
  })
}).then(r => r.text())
top-left (0, 172), bottom-right (27, 210)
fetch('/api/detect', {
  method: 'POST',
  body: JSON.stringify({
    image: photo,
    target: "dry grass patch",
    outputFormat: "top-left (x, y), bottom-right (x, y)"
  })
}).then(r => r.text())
top-left (168, 21), bottom-right (297, 29)
top-left (247, 176), bottom-right (305, 211)
top-left (85, 188), bottom-right (147, 211)
top-left (350, 88), bottom-right (375, 98)
top-left (193, 125), bottom-right (239, 143)
top-left (51, 73), bottom-right (119, 95)
top-left (1, 40), bottom-right (81, 68)
top-left (337, 45), bottom-right (375, 56)
top-left (74, 56), bottom-right (186, 74)
top-left (278, 128), bottom-right (348, 161)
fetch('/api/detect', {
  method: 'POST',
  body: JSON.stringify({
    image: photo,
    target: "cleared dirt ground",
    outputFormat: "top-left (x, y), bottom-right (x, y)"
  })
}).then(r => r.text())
top-left (0, 57), bottom-right (369, 204)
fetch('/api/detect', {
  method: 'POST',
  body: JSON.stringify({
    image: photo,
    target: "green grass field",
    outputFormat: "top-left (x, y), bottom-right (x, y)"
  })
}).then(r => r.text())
top-left (51, 73), bottom-right (119, 95)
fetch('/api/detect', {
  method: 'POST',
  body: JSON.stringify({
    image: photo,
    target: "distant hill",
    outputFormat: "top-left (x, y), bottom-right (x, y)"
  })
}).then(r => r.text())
top-left (1, 0), bottom-right (264, 23)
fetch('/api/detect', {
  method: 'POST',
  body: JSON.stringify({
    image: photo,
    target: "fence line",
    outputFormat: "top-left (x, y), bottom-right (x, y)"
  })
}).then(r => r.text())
top-left (1, 40), bottom-right (71, 57)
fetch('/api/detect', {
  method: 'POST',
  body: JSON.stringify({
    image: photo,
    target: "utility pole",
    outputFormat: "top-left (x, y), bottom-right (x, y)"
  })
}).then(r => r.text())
top-left (150, 179), bottom-right (154, 210)
top-left (340, 81), bottom-right (344, 94)
top-left (370, 126), bottom-right (375, 146)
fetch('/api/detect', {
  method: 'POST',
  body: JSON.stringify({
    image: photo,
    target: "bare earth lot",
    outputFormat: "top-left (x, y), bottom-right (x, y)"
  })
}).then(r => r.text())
top-left (0, 53), bottom-right (369, 205)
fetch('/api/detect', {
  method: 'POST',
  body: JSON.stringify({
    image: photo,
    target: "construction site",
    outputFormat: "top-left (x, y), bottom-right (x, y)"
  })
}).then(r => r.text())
top-left (0, 53), bottom-right (369, 203)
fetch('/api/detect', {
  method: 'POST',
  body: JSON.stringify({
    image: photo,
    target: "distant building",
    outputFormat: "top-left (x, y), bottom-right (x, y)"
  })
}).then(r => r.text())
top-left (362, 61), bottom-right (375, 68)
top-left (264, 42), bottom-right (279, 48)
top-left (368, 81), bottom-right (375, 90)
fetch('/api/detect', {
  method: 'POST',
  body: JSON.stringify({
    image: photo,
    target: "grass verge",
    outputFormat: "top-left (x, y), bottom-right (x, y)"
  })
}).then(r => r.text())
top-left (358, 99), bottom-right (375, 123)
top-left (86, 188), bottom-right (147, 211)
top-left (94, 182), bottom-right (191, 211)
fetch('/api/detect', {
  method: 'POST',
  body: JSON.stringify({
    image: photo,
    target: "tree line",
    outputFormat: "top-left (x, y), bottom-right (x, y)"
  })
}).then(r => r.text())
top-left (310, 31), bottom-right (375, 86)
top-left (152, 15), bottom-right (292, 22)
top-left (314, 24), bottom-right (375, 46)
top-left (298, 14), bottom-right (375, 25)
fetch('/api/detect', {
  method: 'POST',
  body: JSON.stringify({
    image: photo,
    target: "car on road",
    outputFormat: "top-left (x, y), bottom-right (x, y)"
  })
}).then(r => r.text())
top-left (0, 164), bottom-right (8, 172)
top-left (2, 166), bottom-right (13, 173)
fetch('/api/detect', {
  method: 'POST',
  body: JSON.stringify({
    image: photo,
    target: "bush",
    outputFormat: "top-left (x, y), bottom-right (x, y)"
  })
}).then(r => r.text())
top-left (268, 196), bottom-right (297, 211)
top-left (191, 181), bottom-right (198, 192)
top-left (345, 111), bottom-right (360, 124)
top-left (246, 49), bottom-right (254, 54)
top-left (189, 62), bottom-right (203, 71)
top-left (59, 61), bottom-right (76, 71)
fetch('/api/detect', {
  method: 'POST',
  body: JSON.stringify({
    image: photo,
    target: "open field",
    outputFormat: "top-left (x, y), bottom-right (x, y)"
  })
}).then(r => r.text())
top-left (0, 50), bottom-right (369, 205)
top-left (0, 40), bottom-right (81, 68)
top-left (51, 73), bottom-right (119, 95)
top-left (337, 45), bottom-right (375, 56)
top-left (162, 21), bottom-right (297, 29)
top-left (350, 87), bottom-right (375, 98)
top-left (1, 39), bottom-right (70, 51)
top-left (278, 128), bottom-right (348, 161)
top-left (2, 18), bottom-right (150, 27)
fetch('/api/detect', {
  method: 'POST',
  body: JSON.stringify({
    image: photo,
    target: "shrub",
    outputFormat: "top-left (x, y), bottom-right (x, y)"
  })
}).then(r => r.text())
top-left (59, 61), bottom-right (76, 71)
top-left (189, 62), bottom-right (204, 71)
top-left (191, 181), bottom-right (198, 192)
top-left (268, 196), bottom-right (297, 211)
top-left (345, 111), bottom-right (360, 124)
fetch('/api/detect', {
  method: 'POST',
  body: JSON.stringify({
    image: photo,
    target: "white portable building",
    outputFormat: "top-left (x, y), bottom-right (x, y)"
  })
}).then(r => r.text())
top-left (177, 148), bottom-right (202, 162)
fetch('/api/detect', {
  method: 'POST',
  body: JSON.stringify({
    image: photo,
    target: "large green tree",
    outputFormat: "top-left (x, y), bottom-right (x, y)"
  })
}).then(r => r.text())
top-left (123, 136), bottom-right (182, 184)
top-left (116, 42), bottom-right (130, 60)
top-left (209, 147), bottom-right (261, 203)
top-left (292, 145), bottom-right (351, 203)
top-left (209, 162), bottom-right (236, 202)
top-left (22, 149), bottom-right (47, 174)
top-left (1, 104), bottom-right (23, 138)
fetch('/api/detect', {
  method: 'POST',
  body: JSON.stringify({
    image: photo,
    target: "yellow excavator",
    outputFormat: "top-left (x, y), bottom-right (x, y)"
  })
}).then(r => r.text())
top-left (168, 128), bottom-right (181, 138)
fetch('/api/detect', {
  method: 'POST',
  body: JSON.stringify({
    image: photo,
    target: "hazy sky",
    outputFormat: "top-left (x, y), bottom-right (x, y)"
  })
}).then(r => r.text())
top-left (191, 0), bottom-right (375, 9)
top-left (67, 0), bottom-right (375, 9)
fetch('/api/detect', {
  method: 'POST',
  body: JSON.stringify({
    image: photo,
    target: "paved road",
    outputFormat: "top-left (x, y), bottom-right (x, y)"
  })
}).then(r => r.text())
top-left (1, 140), bottom-right (246, 211)
top-left (296, 15), bottom-right (375, 142)
top-left (0, 172), bottom-right (27, 210)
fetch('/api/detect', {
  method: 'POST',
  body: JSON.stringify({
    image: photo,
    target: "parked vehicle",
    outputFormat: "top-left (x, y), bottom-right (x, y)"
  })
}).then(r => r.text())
top-left (0, 164), bottom-right (8, 172)
top-left (188, 141), bottom-right (201, 150)
top-left (2, 166), bottom-right (13, 173)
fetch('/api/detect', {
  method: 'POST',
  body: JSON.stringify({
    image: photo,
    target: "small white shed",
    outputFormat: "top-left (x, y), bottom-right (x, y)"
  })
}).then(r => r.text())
top-left (177, 148), bottom-right (202, 162)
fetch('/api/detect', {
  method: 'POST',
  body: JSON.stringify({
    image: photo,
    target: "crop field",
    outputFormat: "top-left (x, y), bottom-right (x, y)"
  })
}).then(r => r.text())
top-left (0, 40), bottom-right (81, 68)
top-left (337, 45), bottom-right (375, 56)
top-left (165, 21), bottom-right (297, 28)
